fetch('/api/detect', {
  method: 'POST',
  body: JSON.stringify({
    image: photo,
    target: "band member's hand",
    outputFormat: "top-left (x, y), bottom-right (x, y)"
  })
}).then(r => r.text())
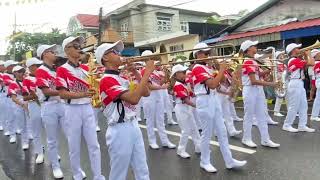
top-left (126, 63), bottom-right (136, 72)
top-left (219, 61), bottom-right (228, 71)
top-left (145, 59), bottom-right (155, 72)
top-left (161, 83), bottom-right (169, 89)
top-left (304, 50), bottom-right (311, 57)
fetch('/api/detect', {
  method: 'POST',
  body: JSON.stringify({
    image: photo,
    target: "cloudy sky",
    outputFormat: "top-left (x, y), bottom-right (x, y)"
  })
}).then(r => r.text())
top-left (0, 0), bottom-right (268, 54)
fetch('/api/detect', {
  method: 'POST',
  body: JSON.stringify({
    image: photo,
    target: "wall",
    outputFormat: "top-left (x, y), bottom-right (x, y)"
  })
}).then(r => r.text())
top-left (235, 0), bottom-right (320, 32)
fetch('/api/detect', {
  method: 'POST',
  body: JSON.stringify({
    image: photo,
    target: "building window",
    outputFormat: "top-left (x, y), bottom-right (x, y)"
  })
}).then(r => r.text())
top-left (157, 16), bottom-right (172, 31)
top-left (120, 22), bottom-right (128, 32)
top-left (180, 22), bottom-right (188, 32)
top-left (169, 44), bottom-right (184, 55)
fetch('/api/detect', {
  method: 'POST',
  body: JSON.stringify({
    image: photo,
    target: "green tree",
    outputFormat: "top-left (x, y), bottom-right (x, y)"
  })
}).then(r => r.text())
top-left (206, 16), bottom-right (221, 24)
top-left (7, 28), bottom-right (66, 61)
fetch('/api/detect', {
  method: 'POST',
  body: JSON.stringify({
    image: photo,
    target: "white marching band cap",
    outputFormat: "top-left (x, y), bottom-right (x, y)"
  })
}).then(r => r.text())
top-left (254, 53), bottom-right (264, 60)
top-left (286, 43), bottom-right (302, 54)
top-left (26, 57), bottom-right (43, 68)
top-left (37, 44), bottom-right (57, 60)
top-left (62, 36), bottom-right (85, 51)
top-left (170, 64), bottom-right (188, 78)
top-left (12, 65), bottom-right (24, 73)
top-left (0, 60), bottom-right (4, 65)
top-left (4, 60), bottom-right (18, 68)
top-left (275, 51), bottom-right (285, 58)
top-left (95, 40), bottom-right (124, 65)
top-left (311, 49), bottom-right (320, 58)
top-left (240, 40), bottom-right (259, 52)
top-left (193, 42), bottom-right (210, 57)
top-left (141, 50), bottom-right (153, 56)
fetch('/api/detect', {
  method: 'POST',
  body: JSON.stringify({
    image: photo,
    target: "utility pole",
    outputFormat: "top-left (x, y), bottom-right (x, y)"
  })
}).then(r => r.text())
top-left (98, 7), bottom-right (103, 46)
top-left (13, 12), bottom-right (17, 61)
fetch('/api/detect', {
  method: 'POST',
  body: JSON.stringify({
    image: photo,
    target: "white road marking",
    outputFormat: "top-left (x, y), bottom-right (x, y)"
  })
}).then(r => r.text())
top-left (138, 124), bottom-right (256, 154)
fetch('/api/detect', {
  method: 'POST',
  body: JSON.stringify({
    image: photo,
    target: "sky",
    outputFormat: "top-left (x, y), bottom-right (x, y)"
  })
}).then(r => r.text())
top-left (0, 0), bottom-right (268, 55)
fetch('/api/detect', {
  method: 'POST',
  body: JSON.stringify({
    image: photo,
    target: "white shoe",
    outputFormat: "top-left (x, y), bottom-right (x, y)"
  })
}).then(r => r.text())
top-left (52, 168), bottom-right (64, 179)
top-left (310, 116), bottom-right (320, 122)
top-left (177, 151), bottom-right (190, 159)
top-left (96, 126), bottom-right (101, 132)
top-left (298, 126), bottom-right (315, 133)
top-left (81, 170), bottom-right (87, 179)
top-left (241, 140), bottom-right (257, 148)
top-left (35, 154), bottom-right (44, 164)
top-left (195, 146), bottom-right (201, 154)
top-left (9, 136), bottom-right (16, 144)
top-left (163, 142), bottom-right (176, 149)
top-left (226, 159), bottom-right (247, 169)
top-left (16, 129), bottom-right (21, 134)
top-left (137, 117), bottom-right (142, 122)
top-left (58, 155), bottom-right (61, 161)
top-left (149, 143), bottom-right (160, 149)
top-left (282, 126), bottom-right (298, 133)
top-left (22, 143), bottom-right (29, 150)
top-left (229, 130), bottom-right (242, 137)
top-left (167, 120), bottom-right (178, 125)
top-left (0, 126), bottom-right (3, 131)
top-left (28, 135), bottom-right (34, 140)
top-left (234, 117), bottom-right (243, 122)
top-left (261, 140), bottom-right (280, 148)
top-left (268, 119), bottom-right (279, 125)
top-left (4, 131), bottom-right (9, 136)
top-left (274, 112), bottom-right (284, 117)
top-left (200, 163), bottom-right (217, 173)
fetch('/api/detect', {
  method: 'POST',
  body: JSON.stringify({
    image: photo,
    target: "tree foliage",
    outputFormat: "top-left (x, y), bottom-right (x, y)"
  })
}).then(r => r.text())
top-left (7, 28), bottom-right (66, 61)
top-left (206, 16), bottom-right (221, 24)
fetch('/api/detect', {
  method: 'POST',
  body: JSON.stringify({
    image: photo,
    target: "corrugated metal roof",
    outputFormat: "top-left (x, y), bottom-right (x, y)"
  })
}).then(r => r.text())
top-left (76, 14), bottom-right (99, 28)
top-left (221, 18), bottom-right (320, 41)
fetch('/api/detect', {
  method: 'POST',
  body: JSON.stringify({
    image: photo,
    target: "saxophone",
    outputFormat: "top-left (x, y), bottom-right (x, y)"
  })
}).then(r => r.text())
top-left (87, 53), bottom-right (102, 108)
top-left (229, 53), bottom-right (244, 102)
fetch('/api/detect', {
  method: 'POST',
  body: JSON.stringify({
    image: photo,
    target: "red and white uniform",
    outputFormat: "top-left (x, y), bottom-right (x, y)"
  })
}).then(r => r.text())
top-left (56, 63), bottom-right (91, 104)
top-left (283, 57), bottom-right (309, 129)
top-left (80, 64), bottom-right (89, 72)
top-left (241, 59), bottom-right (271, 143)
top-left (35, 65), bottom-right (61, 103)
top-left (56, 62), bottom-right (104, 180)
top-left (8, 80), bottom-right (27, 98)
top-left (2, 73), bottom-right (14, 93)
top-left (100, 70), bottom-right (149, 180)
top-left (100, 72), bottom-right (135, 125)
top-left (191, 63), bottom-right (235, 167)
top-left (173, 81), bottom-right (200, 154)
top-left (23, 75), bottom-right (37, 94)
top-left (311, 61), bottom-right (320, 118)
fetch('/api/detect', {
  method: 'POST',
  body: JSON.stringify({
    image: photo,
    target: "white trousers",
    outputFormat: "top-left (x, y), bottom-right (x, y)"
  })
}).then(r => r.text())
top-left (144, 98), bottom-right (170, 145)
top-left (191, 97), bottom-right (201, 129)
top-left (283, 80), bottom-right (308, 128)
top-left (6, 98), bottom-right (16, 136)
top-left (106, 120), bottom-right (149, 180)
top-left (13, 104), bottom-right (28, 144)
top-left (311, 88), bottom-right (320, 117)
top-left (41, 102), bottom-right (65, 169)
top-left (162, 90), bottom-right (174, 120)
top-left (230, 102), bottom-right (240, 120)
top-left (217, 94), bottom-right (239, 134)
top-left (175, 103), bottom-right (200, 152)
top-left (242, 86), bottom-right (270, 142)
top-left (93, 107), bottom-right (101, 128)
top-left (28, 102), bottom-right (43, 154)
top-left (65, 104), bottom-right (104, 180)
top-left (0, 95), bottom-right (5, 128)
top-left (196, 94), bottom-right (233, 166)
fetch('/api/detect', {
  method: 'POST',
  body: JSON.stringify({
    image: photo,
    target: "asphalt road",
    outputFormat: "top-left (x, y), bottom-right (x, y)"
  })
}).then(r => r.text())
top-left (0, 102), bottom-right (320, 180)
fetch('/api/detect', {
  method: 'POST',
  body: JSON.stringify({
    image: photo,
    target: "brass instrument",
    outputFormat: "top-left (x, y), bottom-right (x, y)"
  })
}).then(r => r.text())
top-left (87, 53), bottom-right (102, 108)
top-left (229, 52), bottom-right (244, 102)
top-left (299, 40), bottom-right (320, 55)
top-left (269, 47), bottom-right (287, 98)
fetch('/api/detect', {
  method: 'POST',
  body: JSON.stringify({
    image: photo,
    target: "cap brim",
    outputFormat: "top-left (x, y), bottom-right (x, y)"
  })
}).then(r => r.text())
top-left (113, 40), bottom-right (124, 53)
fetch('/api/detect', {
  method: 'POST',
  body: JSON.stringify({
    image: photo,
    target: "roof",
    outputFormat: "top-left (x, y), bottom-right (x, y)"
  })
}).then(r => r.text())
top-left (221, 18), bottom-right (320, 41)
top-left (75, 14), bottom-right (99, 28)
top-left (214, 0), bottom-right (280, 36)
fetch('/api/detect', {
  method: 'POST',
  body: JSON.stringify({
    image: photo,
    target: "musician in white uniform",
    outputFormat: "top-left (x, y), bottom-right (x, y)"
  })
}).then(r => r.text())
top-left (310, 49), bottom-right (320, 121)
top-left (282, 43), bottom-right (315, 133)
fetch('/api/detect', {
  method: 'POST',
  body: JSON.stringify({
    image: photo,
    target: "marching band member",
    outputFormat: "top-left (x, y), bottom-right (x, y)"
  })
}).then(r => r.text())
top-left (310, 49), bottom-right (320, 121)
top-left (192, 42), bottom-right (247, 173)
top-left (216, 71), bottom-right (242, 137)
top-left (0, 61), bottom-right (6, 131)
top-left (273, 51), bottom-right (286, 117)
top-left (282, 43), bottom-right (315, 133)
top-left (2, 60), bottom-right (18, 142)
top-left (240, 40), bottom-right (280, 148)
top-left (23, 57), bottom-right (44, 163)
top-left (8, 65), bottom-right (29, 149)
top-left (96, 41), bottom-right (151, 180)
top-left (36, 44), bottom-right (65, 178)
top-left (141, 50), bottom-right (176, 149)
top-left (171, 64), bottom-right (200, 158)
top-left (56, 36), bottom-right (105, 180)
